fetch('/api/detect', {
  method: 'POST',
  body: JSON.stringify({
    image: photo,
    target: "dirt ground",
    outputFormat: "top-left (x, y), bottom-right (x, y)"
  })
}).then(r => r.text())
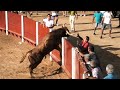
top-left (0, 11), bottom-right (120, 79)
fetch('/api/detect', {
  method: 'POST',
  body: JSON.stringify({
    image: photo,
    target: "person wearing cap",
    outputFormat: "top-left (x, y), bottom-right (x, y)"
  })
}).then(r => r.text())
top-left (104, 64), bottom-right (118, 79)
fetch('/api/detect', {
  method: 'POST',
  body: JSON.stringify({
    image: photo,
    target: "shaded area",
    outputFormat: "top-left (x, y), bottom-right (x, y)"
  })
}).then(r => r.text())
top-left (94, 44), bottom-right (120, 78)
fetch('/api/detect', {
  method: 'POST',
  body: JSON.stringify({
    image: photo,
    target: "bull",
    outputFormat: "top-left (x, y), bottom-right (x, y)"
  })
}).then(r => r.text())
top-left (20, 26), bottom-right (70, 78)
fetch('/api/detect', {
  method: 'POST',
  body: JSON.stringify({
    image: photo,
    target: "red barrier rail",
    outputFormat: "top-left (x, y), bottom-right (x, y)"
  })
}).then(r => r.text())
top-left (38, 23), bottom-right (49, 42)
top-left (24, 16), bottom-right (36, 45)
top-left (8, 12), bottom-right (21, 36)
top-left (63, 39), bottom-right (73, 78)
top-left (0, 11), bottom-right (6, 30)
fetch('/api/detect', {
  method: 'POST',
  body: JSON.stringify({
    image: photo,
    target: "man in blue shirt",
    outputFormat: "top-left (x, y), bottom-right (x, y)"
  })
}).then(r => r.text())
top-left (104, 64), bottom-right (118, 79)
top-left (93, 11), bottom-right (103, 35)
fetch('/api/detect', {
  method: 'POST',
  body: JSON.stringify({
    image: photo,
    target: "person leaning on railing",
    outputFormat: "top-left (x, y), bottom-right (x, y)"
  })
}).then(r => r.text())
top-left (76, 33), bottom-right (90, 54)
top-left (43, 14), bottom-right (55, 32)
top-left (83, 60), bottom-right (103, 79)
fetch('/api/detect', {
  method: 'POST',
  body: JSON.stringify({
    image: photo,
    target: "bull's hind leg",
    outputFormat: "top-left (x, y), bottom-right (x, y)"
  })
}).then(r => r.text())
top-left (28, 55), bottom-right (35, 78)
top-left (28, 55), bottom-right (43, 78)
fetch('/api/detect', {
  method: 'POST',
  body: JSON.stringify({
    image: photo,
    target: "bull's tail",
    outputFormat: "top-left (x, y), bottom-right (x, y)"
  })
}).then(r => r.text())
top-left (20, 50), bottom-right (32, 63)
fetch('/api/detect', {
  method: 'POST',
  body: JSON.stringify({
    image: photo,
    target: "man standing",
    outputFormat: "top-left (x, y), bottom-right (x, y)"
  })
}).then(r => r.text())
top-left (68, 11), bottom-right (78, 32)
top-left (100, 11), bottom-right (112, 39)
top-left (104, 64), bottom-right (118, 79)
top-left (93, 11), bottom-right (103, 35)
top-left (51, 11), bottom-right (59, 26)
top-left (43, 14), bottom-right (54, 32)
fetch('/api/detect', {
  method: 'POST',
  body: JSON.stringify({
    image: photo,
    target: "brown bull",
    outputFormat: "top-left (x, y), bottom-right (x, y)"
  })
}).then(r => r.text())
top-left (20, 26), bottom-right (70, 78)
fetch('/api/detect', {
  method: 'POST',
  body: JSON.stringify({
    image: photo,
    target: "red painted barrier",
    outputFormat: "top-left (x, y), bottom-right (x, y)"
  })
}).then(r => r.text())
top-left (24, 16), bottom-right (36, 45)
top-left (38, 23), bottom-right (49, 42)
top-left (62, 38), bottom-right (88, 79)
top-left (52, 50), bottom-right (61, 62)
top-left (76, 51), bottom-right (88, 79)
top-left (0, 11), bottom-right (6, 30)
top-left (8, 12), bottom-right (21, 36)
top-left (63, 39), bottom-right (73, 78)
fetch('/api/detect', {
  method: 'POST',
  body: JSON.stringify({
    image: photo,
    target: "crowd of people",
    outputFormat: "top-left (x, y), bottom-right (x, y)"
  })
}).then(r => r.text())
top-left (76, 32), bottom-right (118, 79)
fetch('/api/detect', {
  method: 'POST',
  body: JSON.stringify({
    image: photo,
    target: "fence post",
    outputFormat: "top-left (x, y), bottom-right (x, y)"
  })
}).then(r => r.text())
top-left (5, 11), bottom-right (8, 35)
top-left (49, 28), bottom-right (52, 61)
top-left (72, 47), bottom-right (76, 79)
top-left (21, 15), bottom-right (24, 42)
top-left (36, 22), bottom-right (39, 46)
top-left (62, 37), bottom-right (66, 66)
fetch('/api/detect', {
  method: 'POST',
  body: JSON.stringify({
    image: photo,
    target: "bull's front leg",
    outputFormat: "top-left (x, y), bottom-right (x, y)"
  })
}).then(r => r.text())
top-left (55, 44), bottom-right (62, 66)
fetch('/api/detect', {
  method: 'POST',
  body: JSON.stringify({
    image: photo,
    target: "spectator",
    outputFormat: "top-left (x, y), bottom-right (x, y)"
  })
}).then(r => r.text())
top-left (76, 33), bottom-right (90, 54)
top-left (51, 11), bottom-right (59, 26)
top-left (80, 11), bottom-right (86, 16)
top-left (62, 11), bottom-right (67, 17)
top-left (83, 60), bottom-right (103, 79)
top-left (100, 11), bottom-right (106, 15)
top-left (78, 45), bottom-right (102, 70)
top-left (43, 14), bottom-right (54, 32)
top-left (92, 11), bottom-right (103, 35)
top-left (104, 64), bottom-right (118, 79)
top-left (68, 11), bottom-right (78, 32)
top-left (100, 11), bottom-right (113, 39)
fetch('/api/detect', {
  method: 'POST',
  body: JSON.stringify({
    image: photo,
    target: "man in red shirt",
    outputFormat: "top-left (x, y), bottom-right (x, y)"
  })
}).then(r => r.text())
top-left (77, 33), bottom-right (90, 54)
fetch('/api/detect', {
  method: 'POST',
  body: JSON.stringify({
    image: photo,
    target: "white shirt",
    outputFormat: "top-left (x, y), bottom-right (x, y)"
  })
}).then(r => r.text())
top-left (100, 11), bottom-right (105, 14)
top-left (92, 67), bottom-right (103, 79)
top-left (43, 18), bottom-right (54, 28)
top-left (51, 11), bottom-right (58, 16)
top-left (103, 12), bottom-right (112, 24)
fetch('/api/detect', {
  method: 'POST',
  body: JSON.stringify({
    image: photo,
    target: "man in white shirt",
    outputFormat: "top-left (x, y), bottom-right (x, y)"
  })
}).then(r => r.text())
top-left (43, 14), bottom-right (54, 32)
top-left (100, 11), bottom-right (106, 15)
top-left (100, 11), bottom-right (112, 39)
